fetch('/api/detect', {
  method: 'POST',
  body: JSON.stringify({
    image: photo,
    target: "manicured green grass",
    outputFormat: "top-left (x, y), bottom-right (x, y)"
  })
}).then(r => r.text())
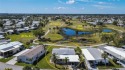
top-left (50, 21), bottom-right (62, 26)
top-left (7, 32), bottom-right (35, 43)
top-left (7, 32), bottom-right (36, 48)
top-left (106, 24), bottom-right (125, 32)
top-left (0, 56), bottom-right (14, 63)
top-left (45, 33), bottom-right (63, 41)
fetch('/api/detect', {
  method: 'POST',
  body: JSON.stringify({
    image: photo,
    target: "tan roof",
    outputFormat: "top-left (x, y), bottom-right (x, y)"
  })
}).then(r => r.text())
top-left (22, 45), bottom-right (45, 58)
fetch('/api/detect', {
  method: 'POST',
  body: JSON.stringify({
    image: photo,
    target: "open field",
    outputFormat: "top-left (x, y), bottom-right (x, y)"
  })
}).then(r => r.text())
top-left (45, 33), bottom-right (63, 41)
top-left (7, 32), bottom-right (36, 48)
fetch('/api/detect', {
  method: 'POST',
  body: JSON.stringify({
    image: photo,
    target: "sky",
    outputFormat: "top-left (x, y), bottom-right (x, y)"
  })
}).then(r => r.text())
top-left (0, 0), bottom-right (125, 14)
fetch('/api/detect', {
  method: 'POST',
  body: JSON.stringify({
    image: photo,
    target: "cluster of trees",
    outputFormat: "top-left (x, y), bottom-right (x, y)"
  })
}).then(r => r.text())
top-left (101, 32), bottom-right (125, 47)
top-left (112, 21), bottom-right (118, 26)
top-left (33, 28), bottom-right (44, 39)
top-left (101, 33), bottom-right (114, 44)
top-left (65, 21), bottom-right (73, 26)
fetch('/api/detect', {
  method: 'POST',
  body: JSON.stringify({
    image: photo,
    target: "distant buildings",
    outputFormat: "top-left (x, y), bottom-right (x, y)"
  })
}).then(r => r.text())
top-left (16, 22), bottom-right (25, 28)
top-left (17, 45), bottom-right (46, 64)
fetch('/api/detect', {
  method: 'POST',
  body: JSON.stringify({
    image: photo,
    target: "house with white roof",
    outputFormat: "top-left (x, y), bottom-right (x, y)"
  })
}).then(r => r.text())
top-left (0, 35), bottom-right (5, 39)
top-left (0, 41), bottom-right (23, 57)
top-left (82, 48), bottom-right (108, 70)
top-left (17, 45), bottom-right (46, 64)
top-left (16, 22), bottom-right (25, 28)
top-left (99, 46), bottom-right (125, 63)
top-left (52, 48), bottom-right (80, 65)
top-left (31, 21), bottom-right (40, 28)
top-left (3, 21), bottom-right (13, 26)
top-left (6, 30), bottom-right (14, 34)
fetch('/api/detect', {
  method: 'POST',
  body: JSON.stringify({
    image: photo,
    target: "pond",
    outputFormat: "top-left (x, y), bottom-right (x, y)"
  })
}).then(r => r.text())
top-left (62, 28), bottom-right (92, 36)
top-left (103, 28), bottom-right (112, 33)
top-left (62, 28), bottom-right (112, 36)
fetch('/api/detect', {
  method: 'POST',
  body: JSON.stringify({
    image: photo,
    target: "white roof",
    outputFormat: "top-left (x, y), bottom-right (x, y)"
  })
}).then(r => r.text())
top-left (105, 46), bottom-right (125, 59)
top-left (32, 21), bottom-right (39, 23)
top-left (82, 49), bottom-right (95, 61)
top-left (58, 55), bottom-right (79, 62)
top-left (0, 41), bottom-right (23, 52)
top-left (0, 35), bottom-right (5, 39)
top-left (14, 49), bottom-right (30, 57)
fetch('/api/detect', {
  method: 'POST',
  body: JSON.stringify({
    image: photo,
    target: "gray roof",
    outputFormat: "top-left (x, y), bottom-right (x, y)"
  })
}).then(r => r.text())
top-left (87, 48), bottom-right (103, 60)
top-left (22, 45), bottom-right (45, 58)
top-left (98, 45), bottom-right (107, 50)
top-left (52, 48), bottom-right (75, 55)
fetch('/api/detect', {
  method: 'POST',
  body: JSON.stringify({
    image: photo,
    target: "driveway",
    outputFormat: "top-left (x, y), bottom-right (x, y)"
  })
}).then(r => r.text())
top-left (0, 62), bottom-right (23, 70)
top-left (6, 57), bottom-right (17, 65)
top-left (6, 49), bottom-right (30, 65)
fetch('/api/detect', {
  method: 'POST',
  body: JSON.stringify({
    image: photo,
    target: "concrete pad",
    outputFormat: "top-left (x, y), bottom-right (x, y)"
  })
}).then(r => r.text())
top-left (6, 57), bottom-right (17, 65)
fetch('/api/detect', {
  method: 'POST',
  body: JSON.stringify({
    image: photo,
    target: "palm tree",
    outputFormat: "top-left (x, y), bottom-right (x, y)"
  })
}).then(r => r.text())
top-left (64, 57), bottom-right (69, 69)
top-left (102, 52), bottom-right (108, 67)
top-left (52, 53), bottom-right (58, 67)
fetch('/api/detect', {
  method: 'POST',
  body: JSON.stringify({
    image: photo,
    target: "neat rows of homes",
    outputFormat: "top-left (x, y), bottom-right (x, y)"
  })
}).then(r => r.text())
top-left (0, 40), bottom-right (46, 64)
top-left (0, 40), bottom-right (125, 69)
top-left (1, 18), bottom-right (40, 35)
top-left (51, 46), bottom-right (125, 69)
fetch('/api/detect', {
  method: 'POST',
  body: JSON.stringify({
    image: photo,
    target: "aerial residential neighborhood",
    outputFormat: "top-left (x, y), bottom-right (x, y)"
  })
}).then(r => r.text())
top-left (0, 0), bottom-right (125, 70)
top-left (0, 14), bottom-right (125, 70)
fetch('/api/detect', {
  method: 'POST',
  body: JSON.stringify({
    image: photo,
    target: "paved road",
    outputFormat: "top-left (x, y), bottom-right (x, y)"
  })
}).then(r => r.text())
top-left (44, 43), bottom-right (107, 48)
top-left (0, 62), bottom-right (23, 70)
top-left (41, 30), bottom-right (50, 38)
top-left (33, 30), bottom-right (50, 45)
top-left (6, 49), bottom-right (30, 65)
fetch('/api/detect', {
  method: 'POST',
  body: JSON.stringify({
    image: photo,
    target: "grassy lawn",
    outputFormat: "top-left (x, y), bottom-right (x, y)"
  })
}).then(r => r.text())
top-left (105, 24), bottom-right (125, 32)
top-left (16, 46), bottom-right (65, 69)
top-left (50, 21), bottom-right (62, 26)
top-left (0, 56), bottom-right (14, 63)
top-left (45, 33), bottom-right (63, 41)
top-left (7, 32), bottom-right (36, 48)
top-left (76, 25), bottom-right (84, 30)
